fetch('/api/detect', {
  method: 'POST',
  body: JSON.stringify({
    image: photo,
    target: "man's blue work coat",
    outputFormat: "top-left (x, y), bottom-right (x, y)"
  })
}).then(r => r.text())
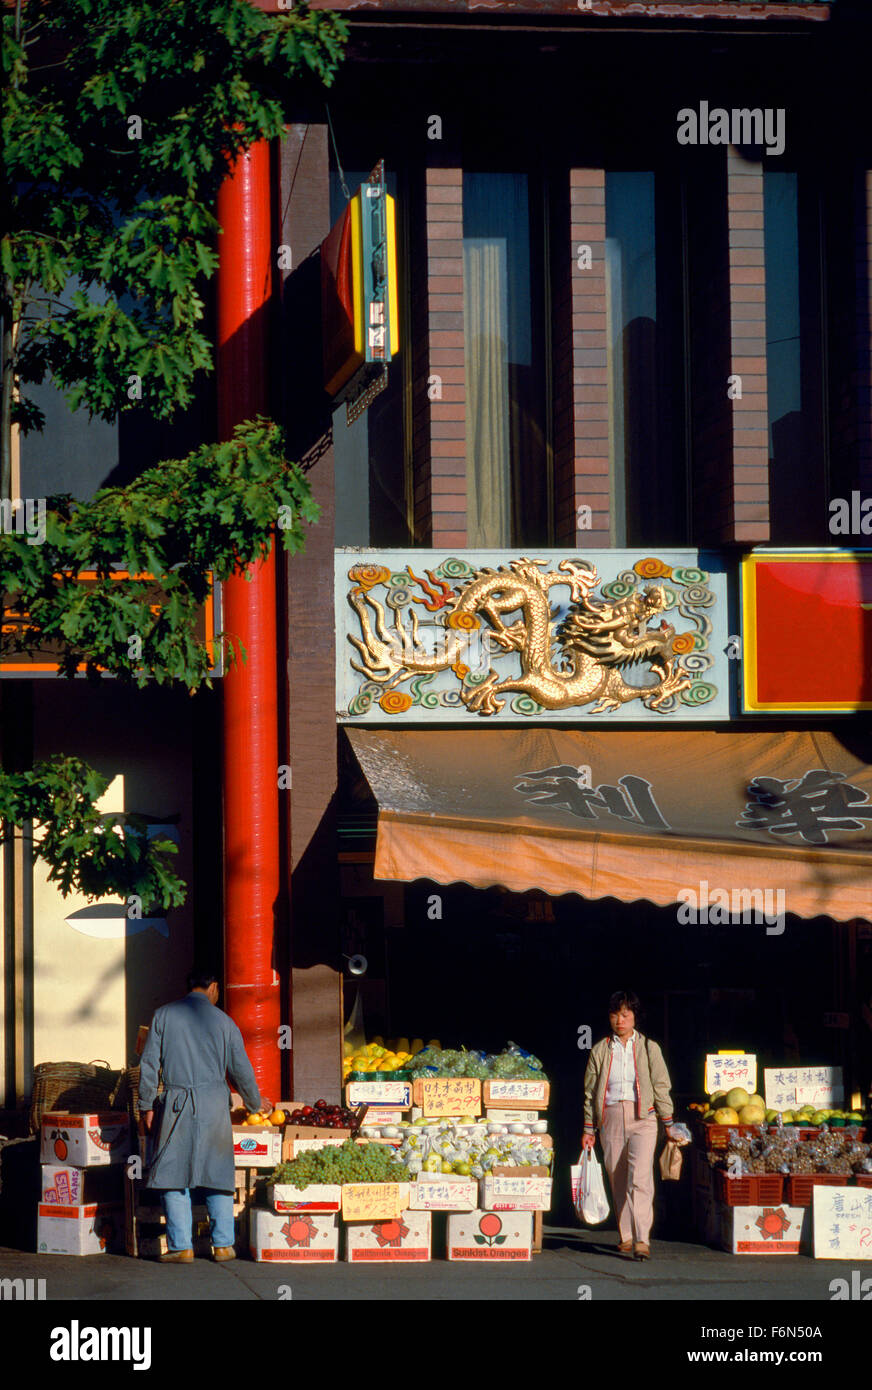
top-left (138, 992), bottom-right (263, 1191)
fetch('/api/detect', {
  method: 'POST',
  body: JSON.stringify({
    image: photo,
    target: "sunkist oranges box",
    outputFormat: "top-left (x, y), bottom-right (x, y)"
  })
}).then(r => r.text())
top-left (40, 1113), bottom-right (131, 1167)
top-left (250, 1209), bottom-right (340, 1262)
top-left (447, 1210), bottom-right (534, 1261)
top-left (232, 1125), bottom-right (282, 1167)
top-left (37, 1202), bottom-right (125, 1256)
top-left (345, 1210), bottom-right (431, 1263)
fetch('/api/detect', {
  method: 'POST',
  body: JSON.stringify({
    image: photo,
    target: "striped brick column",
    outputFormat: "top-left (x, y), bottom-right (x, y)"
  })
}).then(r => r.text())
top-left (411, 169), bottom-right (466, 546)
top-left (726, 146), bottom-right (770, 542)
top-left (554, 170), bottom-right (610, 547)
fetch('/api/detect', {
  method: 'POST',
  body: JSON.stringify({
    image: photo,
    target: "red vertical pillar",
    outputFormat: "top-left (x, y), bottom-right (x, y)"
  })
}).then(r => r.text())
top-left (216, 140), bottom-right (282, 1101)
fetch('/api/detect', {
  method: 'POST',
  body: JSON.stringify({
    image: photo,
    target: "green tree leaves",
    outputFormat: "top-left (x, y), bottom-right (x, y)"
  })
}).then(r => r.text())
top-left (2, 0), bottom-right (347, 444)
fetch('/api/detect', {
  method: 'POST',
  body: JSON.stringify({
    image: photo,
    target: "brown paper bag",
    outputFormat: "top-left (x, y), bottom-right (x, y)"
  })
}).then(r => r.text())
top-left (659, 1139), bottom-right (684, 1181)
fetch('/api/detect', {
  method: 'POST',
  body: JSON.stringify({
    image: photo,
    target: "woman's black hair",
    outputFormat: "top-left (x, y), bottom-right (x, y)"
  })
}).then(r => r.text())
top-left (608, 990), bottom-right (642, 1020)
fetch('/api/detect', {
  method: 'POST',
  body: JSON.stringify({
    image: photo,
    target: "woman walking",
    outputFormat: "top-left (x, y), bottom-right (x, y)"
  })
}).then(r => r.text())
top-left (582, 990), bottom-right (680, 1260)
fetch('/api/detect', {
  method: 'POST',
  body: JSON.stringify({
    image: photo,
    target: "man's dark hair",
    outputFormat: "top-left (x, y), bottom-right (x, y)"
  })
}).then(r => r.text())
top-left (188, 966), bottom-right (219, 992)
top-left (608, 989), bottom-right (642, 1019)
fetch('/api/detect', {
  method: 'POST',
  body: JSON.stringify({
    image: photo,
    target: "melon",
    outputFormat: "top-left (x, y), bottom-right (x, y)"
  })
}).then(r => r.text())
top-left (709, 1092), bottom-right (727, 1108)
top-left (713, 1106), bottom-right (740, 1125)
top-left (724, 1087), bottom-right (750, 1110)
top-left (738, 1104), bottom-right (766, 1124)
top-left (747, 1094), bottom-right (765, 1110)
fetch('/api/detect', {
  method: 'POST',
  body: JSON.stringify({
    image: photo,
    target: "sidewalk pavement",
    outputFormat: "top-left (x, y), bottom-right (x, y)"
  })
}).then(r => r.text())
top-left (0, 1227), bottom-right (859, 1301)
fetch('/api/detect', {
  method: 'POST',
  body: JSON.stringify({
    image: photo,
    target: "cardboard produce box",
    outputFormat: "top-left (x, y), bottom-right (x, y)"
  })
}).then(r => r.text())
top-left (41, 1164), bottom-right (123, 1206)
top-left (346, 1210), bottom-right (431, 1262)
top-left (346, 1080), bottom-right (412, 1109)
top-left (37, 1202), bottom-right (125, 1256)
top-left (40, 1112), bottom-right (131, 1167)
top-left (281, 1127), bottom-right (353, 1162)
top-left (480, 1174), bottom-right (552, 1212)
top-left (482, 1080), bottom-right (549, 1109)
top-left (447, 1210), bottom-right (533, 1261)
top-left (250, 1208), bottom-right (339, 1262)
top-left (485, 1109), bottom-right (543, 1125)
top-left (409, 1177), bottom-right (478, 1212)
top-left (720, 1204), bottom-right (810, 1255)
top-left (267, 1183), bottom-right (342, 1213)
top-left (232, 1125), bottom-right (282, 1168)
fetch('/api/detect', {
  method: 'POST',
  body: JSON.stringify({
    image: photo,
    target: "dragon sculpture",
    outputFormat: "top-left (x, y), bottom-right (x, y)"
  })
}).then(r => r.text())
top-left (348, 557), bottom-right (692, 715)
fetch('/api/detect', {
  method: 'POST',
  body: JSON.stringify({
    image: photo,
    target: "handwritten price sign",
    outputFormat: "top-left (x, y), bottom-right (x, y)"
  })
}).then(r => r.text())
top-left (412, 1078), bottom-right (482, 1116)
top-left (704, 1054), bottom-right (756, 1095)
top-left (763, 1066), bottom-right (843, 1111)
top-left (341, 1183), bottom-right (409, 1221)
top-left (484, 1080), bottom-right (549, 1106)
top-left (812, 1186), bottom-right (872, 1260)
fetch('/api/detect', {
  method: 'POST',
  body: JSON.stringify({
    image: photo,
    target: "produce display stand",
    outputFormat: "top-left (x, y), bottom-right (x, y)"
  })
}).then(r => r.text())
top-left (688, 1061), bottom-right (871, 1256)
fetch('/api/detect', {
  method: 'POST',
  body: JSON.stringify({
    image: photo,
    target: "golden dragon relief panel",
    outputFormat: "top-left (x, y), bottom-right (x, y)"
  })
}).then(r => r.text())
top-left (343, 555), bottom-right (719, 718)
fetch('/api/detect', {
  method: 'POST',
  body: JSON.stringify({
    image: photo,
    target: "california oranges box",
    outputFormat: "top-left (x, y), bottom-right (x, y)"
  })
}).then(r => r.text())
top-left (41, 1164), bottom-right (122, 1206)
top-left (40, 1112), bottom-right (131, 1167)
top-left (345, 1210), bottom-right (431, 1262)
top-left (720, 1204), bottom-right (810, 1255)
top-left (482, 1081), bottom-right (550, 1109)
top-left (232, 1125), bottom-right (282, 1168)
top-left (37, 1202), bottom-right (124, 1256)
top-left (409, 1177), bottom-right (478, 1212)
top-left (266, 1183), bottom-right (342, 1213)
top-left (481, 1174), bottom-right (552, 1212)
top-left (447, 1210), bottom-right (533, 1261)
top-left (250, 1208), bottom-right (339, 1262)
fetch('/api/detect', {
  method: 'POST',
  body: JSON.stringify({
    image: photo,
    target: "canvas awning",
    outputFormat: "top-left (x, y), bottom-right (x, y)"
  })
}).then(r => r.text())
top-left (346, 727), bottom-right (872, 923)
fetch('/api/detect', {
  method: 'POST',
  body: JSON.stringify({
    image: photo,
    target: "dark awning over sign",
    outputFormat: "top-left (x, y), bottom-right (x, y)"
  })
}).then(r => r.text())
top-left (347, 727), bottom-right (872, 923)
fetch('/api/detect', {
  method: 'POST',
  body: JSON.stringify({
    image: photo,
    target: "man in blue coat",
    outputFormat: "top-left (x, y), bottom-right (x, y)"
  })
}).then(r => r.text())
top-left (139, 966), bottom-right (268, 1263)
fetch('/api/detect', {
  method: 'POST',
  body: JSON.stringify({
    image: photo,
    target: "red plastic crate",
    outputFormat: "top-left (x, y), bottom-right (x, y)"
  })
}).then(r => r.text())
top-left (785, 1174), bottom-right (852, 1207)
top-left (699, 1124), bottom-right (767, 1151)
top-left (714, 1171), bottom-right (784, 1206)
top-left (855, 1174), bottom-right (872, 1189)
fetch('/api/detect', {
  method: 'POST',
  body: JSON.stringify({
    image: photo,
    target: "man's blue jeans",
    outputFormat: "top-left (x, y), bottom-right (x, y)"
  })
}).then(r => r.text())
top-left (162, 1188), bottom-right (235, 1252)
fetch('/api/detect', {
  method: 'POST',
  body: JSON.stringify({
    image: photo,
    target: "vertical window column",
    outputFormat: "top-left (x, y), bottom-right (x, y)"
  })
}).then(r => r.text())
top-left (554, 170), bottom-right (610, 548)
top-left (412, 169), bottom-right (467, 547)
top-left (727, 146), bottom-right (770, 541)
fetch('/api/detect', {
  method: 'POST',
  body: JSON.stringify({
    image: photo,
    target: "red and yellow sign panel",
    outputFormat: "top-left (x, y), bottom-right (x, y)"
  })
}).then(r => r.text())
top-left (742, 551), bottom-right (872, 711)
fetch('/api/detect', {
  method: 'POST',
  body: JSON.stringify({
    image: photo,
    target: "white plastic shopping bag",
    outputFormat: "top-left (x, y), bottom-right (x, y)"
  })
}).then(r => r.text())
top-left (571, 1148), bottom-right (610, 1225)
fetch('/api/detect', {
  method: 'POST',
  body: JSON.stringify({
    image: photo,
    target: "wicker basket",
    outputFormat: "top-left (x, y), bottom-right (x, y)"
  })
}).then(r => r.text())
top-left (29, 1060), bottom-right (121, 1134)
top-left (112, 1066), bottom-right (164, 1126)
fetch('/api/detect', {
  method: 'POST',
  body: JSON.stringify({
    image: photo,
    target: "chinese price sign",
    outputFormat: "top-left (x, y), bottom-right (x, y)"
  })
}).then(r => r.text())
top-left (704, 1054), bottom-right (756, 1095)
top-left (413, 1077), bottom-right (482, 1116)
top-left (813, 1186), bottom-right (872, 1260)
top-left (341, 1183), bottom-right (407, 1221)
top-left (763, 1066), bottom-right (844, 1111)
top-left (486, 1080), bottom-right (549, 1104)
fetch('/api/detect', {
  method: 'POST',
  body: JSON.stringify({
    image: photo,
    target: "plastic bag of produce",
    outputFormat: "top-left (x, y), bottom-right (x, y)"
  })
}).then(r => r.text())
top-left (572, 1149), bottom-right (609, 1225)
